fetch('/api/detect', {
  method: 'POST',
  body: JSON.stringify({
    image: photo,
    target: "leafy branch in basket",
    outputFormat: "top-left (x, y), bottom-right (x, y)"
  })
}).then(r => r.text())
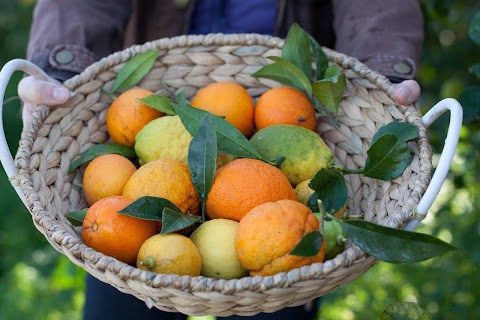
top-left (290, 122), bottom-right (457, 263)
top-left (252, 23), bottom-right (346, 124)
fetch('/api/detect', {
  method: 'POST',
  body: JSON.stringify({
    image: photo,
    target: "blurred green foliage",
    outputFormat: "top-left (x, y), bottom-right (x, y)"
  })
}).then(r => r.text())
top-left (0, 0), bottom-right (478, 319)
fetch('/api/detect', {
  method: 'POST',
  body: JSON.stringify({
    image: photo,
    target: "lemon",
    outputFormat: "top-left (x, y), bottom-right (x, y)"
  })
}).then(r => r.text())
top-left (135, 115), bottom-right (235, 167)
top-left (249, 124), bottom-right (333, 186)
top-left (324, 219), bottom-right (347, 260)
top-left (295, 179), bottom-right (347, 218)
top-left (137, 233), bottom-right (202, 276)
top-left (190, 219), bottom-right (248, 279)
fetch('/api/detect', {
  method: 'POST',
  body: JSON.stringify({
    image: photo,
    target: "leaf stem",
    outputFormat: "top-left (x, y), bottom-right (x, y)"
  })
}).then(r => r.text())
top-left (328, 163), bottom-right (365, 175)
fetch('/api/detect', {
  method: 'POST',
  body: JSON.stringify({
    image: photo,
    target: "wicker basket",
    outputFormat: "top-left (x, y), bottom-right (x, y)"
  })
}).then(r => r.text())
top-left (0, 33), bottom-right (462, 316)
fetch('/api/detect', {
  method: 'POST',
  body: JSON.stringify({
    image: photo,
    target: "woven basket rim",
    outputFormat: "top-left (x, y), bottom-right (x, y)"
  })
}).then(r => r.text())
top-left (14, 33), bottom-right (432, 296)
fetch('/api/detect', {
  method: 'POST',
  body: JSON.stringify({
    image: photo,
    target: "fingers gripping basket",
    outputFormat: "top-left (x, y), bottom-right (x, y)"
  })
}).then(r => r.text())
top-left (0, 34), bottom-right (462, 316)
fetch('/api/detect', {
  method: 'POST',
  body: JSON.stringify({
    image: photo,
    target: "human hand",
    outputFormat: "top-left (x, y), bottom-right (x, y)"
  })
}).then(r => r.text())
top-left (17, 76), bottom-right (71, 126)
top-left (392, 79), bottom-right (421, 105)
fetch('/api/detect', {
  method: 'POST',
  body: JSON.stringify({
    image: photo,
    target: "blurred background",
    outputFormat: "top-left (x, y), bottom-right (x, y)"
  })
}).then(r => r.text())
top-left (0, 1), bottom-right (479, 319)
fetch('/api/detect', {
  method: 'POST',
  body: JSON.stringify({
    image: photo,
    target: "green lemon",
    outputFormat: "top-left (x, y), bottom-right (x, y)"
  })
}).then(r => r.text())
top-left (249, 124), bottom-right (333, 186)
top-left (190, 219), bottom-right (248, 279)
top-left (135, 115), bottom-right (234, 167)
top-left (324, 219), bottom-right (347, 260)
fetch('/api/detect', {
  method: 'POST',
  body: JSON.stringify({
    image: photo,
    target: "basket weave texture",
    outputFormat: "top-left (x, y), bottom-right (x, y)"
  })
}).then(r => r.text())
top-left (14, 33), bottom-right (433, 316)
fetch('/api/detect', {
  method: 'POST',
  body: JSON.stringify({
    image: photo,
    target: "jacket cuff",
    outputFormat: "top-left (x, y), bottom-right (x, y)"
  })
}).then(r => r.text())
top-left (363, 55), bottom-right (416, 81)
top-left (30, 45), bottom-right (98, 82)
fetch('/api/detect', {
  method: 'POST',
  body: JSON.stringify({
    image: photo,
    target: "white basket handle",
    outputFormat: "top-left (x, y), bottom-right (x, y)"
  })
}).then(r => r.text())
top-left (0, 59), bottom-right (58, 210)
top-left (404, 98), bottom-right (463, 231)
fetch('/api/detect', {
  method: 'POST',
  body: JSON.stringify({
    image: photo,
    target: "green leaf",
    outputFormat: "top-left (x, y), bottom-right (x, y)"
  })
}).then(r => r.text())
top-left (141, 94), bottom-right (177, 115)
top-left (371, 122), bottom-right (419, 145)
top-left (364, 134), bottom-right (411, 181)
top-left (111, 49), bottom-right (159, 93)
top-left (307, 169), bottom-right (348, 213)
top-left (379, 302), bottom-right (432, 320)
top-left (307, 33), bottom-right (329, 80)
top-left (160, 207), bottom-right (201, 234)
top-left (468, 11), bottom-right (480, 46)
top-left (282, 23), bottom-right (312, 80)
top-left (68, 143), bottom-right (136, 173)
top-left (312, 65), bottom-right (346, 112)
top-left (341, 219), bottom-right (456, 263)
top-left (66, 208), bottom-right (88, 226)
top-left (118, 196), bottom-right (181, 221)
top-left (459, 86), bottom-right (480, 121)
top-left (172, 102), bottom-right (267, 162)
top-left (469, 64), bottom-right (480, 80)
top-left (267, 56), bottom-right (313, 96)
top-left (290, 231), bottom-right (324, 257)
top-left (188, 113), bottom-right (217, 213)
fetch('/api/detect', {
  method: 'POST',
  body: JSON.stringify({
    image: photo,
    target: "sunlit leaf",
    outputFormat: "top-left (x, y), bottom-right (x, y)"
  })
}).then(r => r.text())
top-left (111, 50), bottom-right (159, 93)
top-left (68, 143), bottom-right (136, 173)
top-left (290, 231), bottom-right (324, 257)
top-left (341, 219), bottom-right (456, 263)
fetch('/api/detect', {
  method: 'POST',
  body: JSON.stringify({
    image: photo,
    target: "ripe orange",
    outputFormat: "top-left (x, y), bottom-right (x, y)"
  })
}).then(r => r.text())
top-left (254, 86), bottom-right (316, 131)
top-left (191, 82), bottom-right (255, 138)
top-left (82, 154), bottom-right (137, 206)
top-left (106, 88), bottom-right (163, 147)
top-left (205, 158), bottom-right (296, 221)
top-left (235, 199), bottom-right (326, 276)
top-left (82, 196), bottom-right (157, 265)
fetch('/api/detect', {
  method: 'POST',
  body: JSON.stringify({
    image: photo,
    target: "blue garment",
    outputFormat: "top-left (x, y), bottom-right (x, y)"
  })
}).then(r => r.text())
top-left (189, 0), bottom-right (277, 35)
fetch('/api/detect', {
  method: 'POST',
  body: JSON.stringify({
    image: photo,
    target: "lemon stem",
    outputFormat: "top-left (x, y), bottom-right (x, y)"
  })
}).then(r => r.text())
top-left (328, 163), bottom-right (364, 175)
top-left (140, 256), bottom-right (155, 269)
top-left (336, 235), bottom-right (347, 245)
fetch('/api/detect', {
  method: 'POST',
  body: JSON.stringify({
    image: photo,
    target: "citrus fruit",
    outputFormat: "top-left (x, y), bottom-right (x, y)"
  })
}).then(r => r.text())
top-left (134, 115), bottom-right (235, 167)
top-left (191, 82), bottom-right (255, 138)
top-left (122, 159), bottom-right (200, 215)
top-left (106, 88), bottom-right (163, 147)
top-left (255, 86), bottom-right (316, 131)
top-left (249, 124), bottom-right (333, 186)
top-left (82, 154), bottom-right (137, 206)
top-left (205, 158), bottom-right (296, 221)
top-left (137, 233), bottom-right (202, 276)
top-left (82, 196), bottom-right (157, 265)
top-left (324, 219), bottom-right (347, 260)
top-left (235, 199), bottom-right (326, 276)
top-left (190, 219), bottom-right (248, 279)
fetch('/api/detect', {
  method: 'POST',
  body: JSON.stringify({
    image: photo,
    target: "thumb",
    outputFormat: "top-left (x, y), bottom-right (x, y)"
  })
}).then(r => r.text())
top-left (18, 76), bottom-right (71, 106)
top-left (393, 80), bottom-right (421, 105)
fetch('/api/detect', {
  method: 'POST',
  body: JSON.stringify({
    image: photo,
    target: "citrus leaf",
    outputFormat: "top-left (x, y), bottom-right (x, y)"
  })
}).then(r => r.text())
top-left (364, 134), bottom-right (411, 181)
top-left (267, 56), bottom-right (313, 96)
top-left (307, 169), bottom-right (348, 213)
top-left (172, 102), bottom-right (267, 162)
top-left (160, 207), bottom-right (201, 234)
top-left (371, 122), bottom-right (419, 145)
top-left (118, 196), bottom-right (181, 221)
top-left (252, 62), bottom-right (309, 92)
top-left (188, 113), bottom-right (216, 213)
top-left (312, 65), bottom-right (346, 112)
top-left (111, 49), bottom-right (159, 93)
top-left (341, 219), bottom-right (456, 263)
top-left (307, 33), bottom-right (328, 80)
top-left (468, 11), bottom-right (480, 46)
top-left (290, 231), bottom-right (324, 257)
top-left (469, 63), bottom-right (480, 80)
top-left (66, 208), bottom-right (88, 226)
top-left (282, 23), bottom-right (312, 80)
top-left (141, 94), bottom-right (177, 115)
top-left (68, 143), bottom-right (136, 173)
top-left (459, 86), bottom-right (480, 121)
top-left (379, 302), bottom-right (432, 320)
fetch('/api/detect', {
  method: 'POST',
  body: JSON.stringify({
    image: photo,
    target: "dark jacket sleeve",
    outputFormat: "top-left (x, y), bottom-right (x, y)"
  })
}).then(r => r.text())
top-left (27, 0), bottom-right (132, 81)
top-left (332, 0), bottom-right (424, 80)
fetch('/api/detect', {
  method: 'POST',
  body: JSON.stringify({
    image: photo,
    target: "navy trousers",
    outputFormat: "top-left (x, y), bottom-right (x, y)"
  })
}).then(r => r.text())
top-left (83, 274), bottom-right (319, 319)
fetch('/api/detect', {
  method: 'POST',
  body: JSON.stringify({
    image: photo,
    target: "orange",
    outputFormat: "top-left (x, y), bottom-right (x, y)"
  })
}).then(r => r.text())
top-left (82, 196), bottom-right (157, 265)
top-left (235, 199), bottom-right (326, 276)
top-left (106, 88), bottom-right (163, 147)
top-left (191, 82), bottom-right (255, 138)
top-left (122, 159), bottom-right (201, 231)
top-left (137, 233), bottom-right (202, 276)
top-left (254, 86), bottom-right (316, 131)
top-left (205, 158), bottom-right (296, 221)
top-left (82, 154), bottom-right (137, 206)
